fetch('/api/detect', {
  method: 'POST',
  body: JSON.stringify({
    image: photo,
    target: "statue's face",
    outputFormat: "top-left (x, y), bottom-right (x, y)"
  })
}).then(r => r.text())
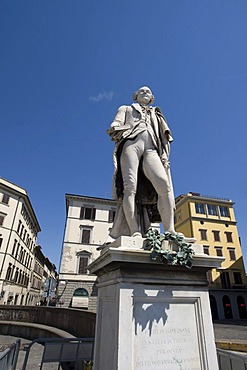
top-left (136, 86), bottom-right (153, 105)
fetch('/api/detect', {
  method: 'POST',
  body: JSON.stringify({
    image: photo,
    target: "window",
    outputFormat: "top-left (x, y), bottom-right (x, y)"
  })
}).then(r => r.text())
top-left (20, 225), bottom-right (24, 238)
top-left (25, 253), bottom-right (29, 266)
top-left (0, 236), bottom-right (3, 248)
top-left (77, 250), bottom-right (91, 274)
top-left (221, 272), bottom-right (231, 289)
top-left (18, 270), bottom-right (23, 284)
top-left (10, 266), bottom-right (15, 281)
top-left (12, 239), bottom-right (17, 255)
top-left (233, 272), bottom-right (243, 285)
top-left (212, 230), bottom-right (220, 242)
top-left (15, 243), bottom-right (20, 259)
top-left (2, 194), bottom-right (10, 205)
top-left (207, 204), bottom-right (217, 216)
top-left (228, 248), bottom-right (236, 261)
top-left (24, 274), bottom-right (28, 287)
top-left (220, 206), bottom-right (229, 217)
top-left (19, 247), bottom-right (23, 262)
top-left (81, 229), bottom-right (91, 244)
top-left (17, 220), bottom-right (22, 234)
top-left (199, 229), bottom-right (207, 240)
top-left (203, 246), bottom-right (210, 255)
top-left (5, 263), bottom-right (12, 281)
top-left (78, 257), bottom-right (89, 274)
top-left (225, 232), bottom-right (233, 243)
top-left (80, 207), bottom-right (96, 220)
top-left (215, 247), bottom-right (223, 257)
top-left (195, 203), bottom-right (205, 214)
top-left (108, 209), bottom-right (116, 223)
top-left (0, 213), bottom-right (6, 226)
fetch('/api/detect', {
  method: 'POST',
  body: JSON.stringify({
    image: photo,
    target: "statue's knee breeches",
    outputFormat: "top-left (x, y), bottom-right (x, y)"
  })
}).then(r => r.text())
top-left (122, 177), bottom-right (137, 196)
top-left (120, 144), bottom-right (141, 196)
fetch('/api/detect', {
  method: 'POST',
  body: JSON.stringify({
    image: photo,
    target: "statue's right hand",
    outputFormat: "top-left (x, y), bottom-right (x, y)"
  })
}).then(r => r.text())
top-left (106, 128), bottom-right (121, 142)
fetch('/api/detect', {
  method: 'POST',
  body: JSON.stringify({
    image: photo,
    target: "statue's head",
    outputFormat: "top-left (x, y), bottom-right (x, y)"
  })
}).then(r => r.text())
top-left (132, 86), bottom-right (155, 105)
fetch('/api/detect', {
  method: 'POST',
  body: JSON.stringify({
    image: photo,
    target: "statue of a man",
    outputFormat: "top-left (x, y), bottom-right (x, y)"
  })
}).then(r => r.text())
top-left (107, 86), bottom-right (177, 240)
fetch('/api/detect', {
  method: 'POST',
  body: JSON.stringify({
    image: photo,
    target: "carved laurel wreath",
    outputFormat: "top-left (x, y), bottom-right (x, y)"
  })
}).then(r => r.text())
top-left (144, 228), bottom-right (195, 269)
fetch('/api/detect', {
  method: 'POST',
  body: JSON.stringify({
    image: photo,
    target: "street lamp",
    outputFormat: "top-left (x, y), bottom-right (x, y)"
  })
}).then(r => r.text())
top-left (57, 280), bottom-right (68, 307)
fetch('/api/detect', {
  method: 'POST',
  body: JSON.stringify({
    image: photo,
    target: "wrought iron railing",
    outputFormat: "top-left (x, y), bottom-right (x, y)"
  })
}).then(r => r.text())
top-left (0, 339), bottom-right (20, 370)
top-left (21, 337), bottom-right (94, 370)
top-left (217, 348), bottom-right (247, 370)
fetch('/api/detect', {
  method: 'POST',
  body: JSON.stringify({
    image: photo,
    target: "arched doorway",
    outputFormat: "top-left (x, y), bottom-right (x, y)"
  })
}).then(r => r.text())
top-left (222, 295), bottom-right (233, 319)
top-left (209, 295), bottom-right (219, 320)
top-left (71, 288), bottom-right (89, 309)
top-left (237, 295), bottom-right (247, 319)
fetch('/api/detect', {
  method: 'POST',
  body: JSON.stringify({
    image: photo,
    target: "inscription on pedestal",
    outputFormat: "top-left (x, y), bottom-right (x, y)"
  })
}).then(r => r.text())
top-left (133, 299), bottom-right (202, 370)
top-left (111, 235), bottom-right (144, 249)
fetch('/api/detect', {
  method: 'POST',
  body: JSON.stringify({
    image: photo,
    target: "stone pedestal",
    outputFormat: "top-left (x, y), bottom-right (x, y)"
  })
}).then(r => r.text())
top-left (89, 238), bottom-right (223, 370)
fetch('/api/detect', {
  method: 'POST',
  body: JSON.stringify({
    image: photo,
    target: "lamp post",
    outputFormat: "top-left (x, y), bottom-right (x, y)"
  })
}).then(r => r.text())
top-left (57, 280), bottom-right (68, 307)
top-left (44, 277), bottom-right (57, 306)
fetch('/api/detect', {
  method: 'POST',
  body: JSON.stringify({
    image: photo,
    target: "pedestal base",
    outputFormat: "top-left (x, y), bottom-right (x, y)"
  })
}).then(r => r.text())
top-left (89, 240), bottom-right (223, 370)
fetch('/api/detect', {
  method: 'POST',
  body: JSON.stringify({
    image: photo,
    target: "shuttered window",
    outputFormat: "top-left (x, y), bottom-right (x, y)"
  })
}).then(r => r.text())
top-left (80, 207), bottom-right (96, 220)
top-left (78, 257), bottom-right (88, 274)
top-left (225, 232), bottom-right (233, 243)
top-left (199, 229), bottom-right (207, 240)
top-left (2, 194), bottom-right (10, 205)
top-left (212, 231), bottom-right (220, 242)
top-left (0, 215), bottom-right (5, 226)
top-left (81, 229), bottom-right (91, 244)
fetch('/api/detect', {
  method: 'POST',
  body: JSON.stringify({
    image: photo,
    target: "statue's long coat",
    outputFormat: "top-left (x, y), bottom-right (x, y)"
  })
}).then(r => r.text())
top-left (107, 103), bottom-right (175, 239)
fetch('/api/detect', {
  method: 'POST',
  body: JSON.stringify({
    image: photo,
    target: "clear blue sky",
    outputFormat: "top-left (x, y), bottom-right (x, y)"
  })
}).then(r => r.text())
top-left (1, 0), bottom-right (247, 269)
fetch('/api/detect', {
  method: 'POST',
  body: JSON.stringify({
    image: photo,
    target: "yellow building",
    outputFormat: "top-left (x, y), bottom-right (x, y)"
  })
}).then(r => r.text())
top-left (175, 192), bottom-right (247, 320)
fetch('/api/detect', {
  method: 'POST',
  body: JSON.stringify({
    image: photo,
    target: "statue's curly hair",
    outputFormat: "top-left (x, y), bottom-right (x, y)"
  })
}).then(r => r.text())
top-left (132, 87), bottom-right (155, 104)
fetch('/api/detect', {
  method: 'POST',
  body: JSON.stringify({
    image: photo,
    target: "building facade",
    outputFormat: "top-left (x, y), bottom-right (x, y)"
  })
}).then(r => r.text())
top-left (32, 245), bottom-right (57, 305)
top-left (58, 194), bottom-right (117, 311)
top-left (0, 178), bottom-right (56, 305)
top-left (175, 192), bottom-right (247, 320)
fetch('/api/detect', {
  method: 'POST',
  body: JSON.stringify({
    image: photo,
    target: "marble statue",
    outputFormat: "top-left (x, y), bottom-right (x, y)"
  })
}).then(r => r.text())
top-left (107, 86), bottom-right (177, 240)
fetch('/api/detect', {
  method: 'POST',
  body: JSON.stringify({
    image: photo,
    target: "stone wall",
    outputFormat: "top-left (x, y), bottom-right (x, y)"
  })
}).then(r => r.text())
top-left (0, 306), bottom-right (96, 338)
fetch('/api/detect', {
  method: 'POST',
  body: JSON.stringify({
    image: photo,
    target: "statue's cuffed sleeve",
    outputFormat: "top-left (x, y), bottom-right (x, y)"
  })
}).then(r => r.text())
top-left (106, 105), bottom-right (128, 142)
top-left (110, 105), bottom-right (127, 127)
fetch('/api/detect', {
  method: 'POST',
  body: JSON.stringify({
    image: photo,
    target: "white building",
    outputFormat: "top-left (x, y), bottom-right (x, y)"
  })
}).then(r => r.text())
top-left (0, 178), bottom-right (57, 306)
top-left (58, 194), bottom-right (117, 311)
top-left (0, 178), bottom-right (41, 305)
